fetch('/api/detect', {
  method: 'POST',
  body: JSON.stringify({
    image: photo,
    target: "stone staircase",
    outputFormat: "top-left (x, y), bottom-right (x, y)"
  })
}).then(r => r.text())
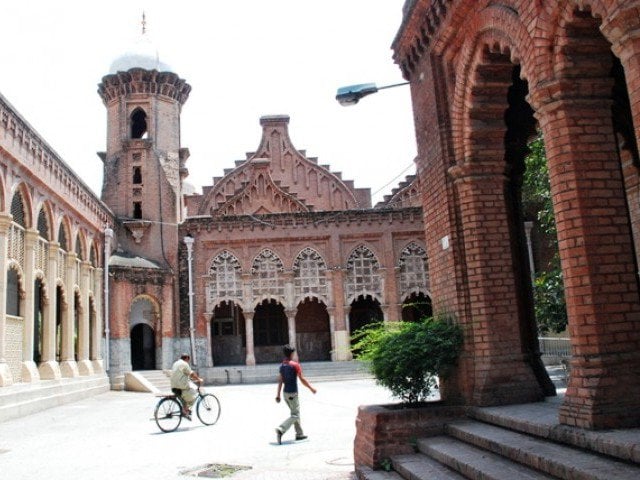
top-left (357, 396), bottom-right (640, 480)
top-left (133, 360), bottom-right (373, 393)
top-left (0, 373), bottom-right (110, 423)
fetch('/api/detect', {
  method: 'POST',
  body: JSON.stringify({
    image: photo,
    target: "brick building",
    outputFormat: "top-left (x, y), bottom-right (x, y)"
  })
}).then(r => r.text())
top-left (393, 0), bottom-right (640, 429)
top-left (96, 35), bottom-right (429, 387)
top-left (0, 29), bottom-right (428, 398)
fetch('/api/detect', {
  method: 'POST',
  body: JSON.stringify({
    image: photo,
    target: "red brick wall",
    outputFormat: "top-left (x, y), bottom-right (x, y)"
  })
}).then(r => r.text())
top-left (393, 0), bottom-right (640, 428)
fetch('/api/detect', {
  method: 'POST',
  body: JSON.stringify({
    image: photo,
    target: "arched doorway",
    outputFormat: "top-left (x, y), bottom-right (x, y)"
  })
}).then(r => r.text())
top-left (348, 294), bottom-right (383, 338)
top-left (295, 298), bottom-right (330, 361)
top-left (131, 324), bottom-right (155, 370)
top-left (401, 292), bottom-right (432, 323)
top-left (211, 300), bottom-right (245, 366)
top-left (129, 297), bottom-right (158, 370)
top-left (253, 299), bottom-right (288, 363)
top-left (33, 278), bottom-right (44, 364)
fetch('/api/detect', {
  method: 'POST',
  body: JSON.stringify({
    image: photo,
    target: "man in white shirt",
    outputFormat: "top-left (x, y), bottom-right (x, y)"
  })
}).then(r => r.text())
top-left (170, 354), bottom-right (203, 418)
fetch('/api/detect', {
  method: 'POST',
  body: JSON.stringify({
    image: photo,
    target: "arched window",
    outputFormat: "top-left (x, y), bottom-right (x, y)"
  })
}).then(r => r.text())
top-left (75, 235), bottom-right (83, 261)
top-left (398, 242), bottom-right (429, 297)
top-left (133, 166), bottom-right (142, 184)
top-left (251, 249), bottom-right (285, 300)
top-left (37, 209), bottom-right (49, 240)
top-left (345, 245), bottom-right (382, 301)
top-left (58, 223), bottom-right (68, 251)
top-left (130, 108), bottom-right (148, 139)
top-left (10, 192), bottom-right (25, 227)
top-left (293, 247), bottom-right (327, 300)
top-left (207, 250), bottom-right (243, 311)
top-left (6, 268), bottom-right (20, 316)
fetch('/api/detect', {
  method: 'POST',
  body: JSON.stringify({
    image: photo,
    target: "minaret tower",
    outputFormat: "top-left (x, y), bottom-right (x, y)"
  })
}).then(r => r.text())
top-left (97, 15), bottom-right (191, 268)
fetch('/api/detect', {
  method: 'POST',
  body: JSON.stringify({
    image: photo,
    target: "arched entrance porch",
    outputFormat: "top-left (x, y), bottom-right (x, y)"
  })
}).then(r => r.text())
top-left (129, 297), bottom-right (158, 370)
top-left (253, 299), bottom-right (288, 364)
top-left (210, 300), bottom-right (245, 366)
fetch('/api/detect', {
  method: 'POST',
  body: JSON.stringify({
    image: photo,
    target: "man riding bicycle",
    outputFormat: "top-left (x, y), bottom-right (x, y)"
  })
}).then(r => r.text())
top-left (170, 353), bottom-right (203, 419)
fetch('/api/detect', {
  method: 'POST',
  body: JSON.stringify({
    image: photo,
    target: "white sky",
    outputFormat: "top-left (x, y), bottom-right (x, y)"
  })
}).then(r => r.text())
top-left (0, 1), bottom-right (416, 205)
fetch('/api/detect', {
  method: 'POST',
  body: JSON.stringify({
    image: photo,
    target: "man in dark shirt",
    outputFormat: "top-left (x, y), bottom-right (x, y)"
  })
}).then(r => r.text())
top-left (275, 345), bottom-right (316, 444)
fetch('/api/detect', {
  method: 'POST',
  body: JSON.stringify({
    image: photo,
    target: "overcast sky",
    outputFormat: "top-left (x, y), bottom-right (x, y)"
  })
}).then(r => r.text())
top-left (0, 1), bottom-right (416, 205)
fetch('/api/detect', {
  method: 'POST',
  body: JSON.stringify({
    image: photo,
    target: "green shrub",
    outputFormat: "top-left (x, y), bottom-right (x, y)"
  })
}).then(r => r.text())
top-left (351, 316), bottom-right (463, 404)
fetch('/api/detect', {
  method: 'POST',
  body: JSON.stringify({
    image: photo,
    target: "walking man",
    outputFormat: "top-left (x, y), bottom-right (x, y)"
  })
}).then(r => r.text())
top-left (275, 345), bottom-right (316, 444)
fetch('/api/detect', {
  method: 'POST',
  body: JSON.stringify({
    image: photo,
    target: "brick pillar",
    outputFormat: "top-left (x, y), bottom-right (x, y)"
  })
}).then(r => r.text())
top-left (60, 252), bottom-right (79, 378)
top-left (328, 268), bottom-right (350, 360)
top-left (0, 214), bottom-right (13, 385)
top-left (77, 261), bottom-right (93, 376)
top-left (39, 242), bottom-right (61, 379)
top-left (21, 229), bottom-right (39, 382)
top-left (449, 162), bottom-right (544, 406)
top-left (286, 309), bottom-right (297, 349)
top-left (536, 82), bottom-right (640, 429)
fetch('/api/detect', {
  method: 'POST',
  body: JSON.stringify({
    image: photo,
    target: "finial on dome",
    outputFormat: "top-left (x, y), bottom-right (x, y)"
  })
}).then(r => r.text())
top-left (141, 11), bottom-right (147, 35)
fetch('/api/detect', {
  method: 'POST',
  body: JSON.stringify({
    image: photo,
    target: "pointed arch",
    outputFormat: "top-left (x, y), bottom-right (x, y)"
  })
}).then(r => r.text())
top-left (398, 240), bottom-right (429, 300)
top-left (251, 248), bottom-right (285, 304)
top-left (207, 249), bottom-right (243, 311)
top-left (293, 247), bottom-right (328, 305)
top-left (345, 244), bottom-right (382, 304)
top-left (130, 107), bottom-right (148, 139)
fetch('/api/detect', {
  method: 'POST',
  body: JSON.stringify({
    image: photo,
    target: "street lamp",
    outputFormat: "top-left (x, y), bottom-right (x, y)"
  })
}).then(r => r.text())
top-left (335, 81), bottom-right (409, 106)
top-left (103, 226), bottom-right (113, 372)
top-left (184, 234), bottom-right (197, 365)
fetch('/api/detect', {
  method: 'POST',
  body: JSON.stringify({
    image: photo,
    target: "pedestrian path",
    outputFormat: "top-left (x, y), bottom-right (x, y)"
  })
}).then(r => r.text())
top-left (0, 379), bottom-right (395, 480)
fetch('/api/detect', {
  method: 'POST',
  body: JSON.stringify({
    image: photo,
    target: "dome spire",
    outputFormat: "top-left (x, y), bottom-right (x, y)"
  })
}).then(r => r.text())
top-left (141, 11), bottom-right (147, 35)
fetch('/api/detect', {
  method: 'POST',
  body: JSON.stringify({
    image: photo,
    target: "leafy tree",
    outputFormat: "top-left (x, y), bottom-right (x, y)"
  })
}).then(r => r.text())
top-left (351, 317), bottom-right (463, 404)
top-left (522, 132), bottom-right (568, 333)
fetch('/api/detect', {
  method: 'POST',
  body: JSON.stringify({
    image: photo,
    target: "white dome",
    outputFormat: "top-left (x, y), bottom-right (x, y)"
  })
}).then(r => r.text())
top-left (108, 34), bottom-right (173, 74)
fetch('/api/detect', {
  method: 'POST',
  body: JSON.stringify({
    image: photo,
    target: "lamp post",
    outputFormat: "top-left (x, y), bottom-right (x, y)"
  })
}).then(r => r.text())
top-left (103, 226), bottom-right (113, 372)
top-left (184, 235), bottom-right (197, 365)
top-left (335, 81), bottom-right (409, 106)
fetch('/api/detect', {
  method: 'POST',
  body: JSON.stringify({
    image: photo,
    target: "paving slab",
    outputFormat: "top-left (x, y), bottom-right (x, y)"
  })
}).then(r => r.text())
top-left (0, 379), bottom-right (394, 480)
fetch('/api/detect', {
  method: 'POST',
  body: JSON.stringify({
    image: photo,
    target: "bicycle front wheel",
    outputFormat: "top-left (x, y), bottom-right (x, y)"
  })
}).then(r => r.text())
top-left (155, 397), bottom-right (182, 432)
top-left (196, 393), bottom-right (221, 425)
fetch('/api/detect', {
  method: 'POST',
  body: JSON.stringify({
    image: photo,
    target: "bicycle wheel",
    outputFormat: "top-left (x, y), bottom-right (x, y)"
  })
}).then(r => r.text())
top-left (196, 393), bottom-right (221, 425)
top-left (154, 397), bottom-right (183, 432)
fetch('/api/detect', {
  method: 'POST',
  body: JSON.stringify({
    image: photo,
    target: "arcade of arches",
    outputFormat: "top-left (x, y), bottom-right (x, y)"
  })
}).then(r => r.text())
top-left (393, 0), bottom-right (640, 429)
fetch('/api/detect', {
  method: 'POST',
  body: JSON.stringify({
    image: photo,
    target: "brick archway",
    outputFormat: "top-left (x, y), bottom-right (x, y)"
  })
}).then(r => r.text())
top-left (394, 0), bottom-right (640, 429)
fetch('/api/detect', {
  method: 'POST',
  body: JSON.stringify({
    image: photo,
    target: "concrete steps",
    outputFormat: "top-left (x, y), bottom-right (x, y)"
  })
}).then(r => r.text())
top-left (0, 374), bottom-right (110, 423)
top-left (359, 399), bottom-right (640, 480)
top-left (133, 361), bottom-right (373, 392)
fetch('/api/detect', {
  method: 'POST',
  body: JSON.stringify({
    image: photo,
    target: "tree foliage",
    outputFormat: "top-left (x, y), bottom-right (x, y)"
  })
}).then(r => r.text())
top-left (351, 317), bottom-right (463, 404)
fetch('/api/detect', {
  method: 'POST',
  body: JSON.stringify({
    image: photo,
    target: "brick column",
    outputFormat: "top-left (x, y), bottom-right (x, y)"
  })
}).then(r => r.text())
top-left (0, 214), bottom-right (13, 385)
top-left (449, 162), bottom-right (544, 406)
top-left (91, 267), bottom-right (104, 373)
top-left (39, 241), bottom-right (61, 379)
top-left (77, 261), bottom-right (93, 376)
top-left (60, 252), bottom-right (79, 378)
top-left (327, 268), bottom-right (350, 360)
top-left (536, 81), bottom-right (640, 429)
top-left (21, 229), bottom-right (39, 382)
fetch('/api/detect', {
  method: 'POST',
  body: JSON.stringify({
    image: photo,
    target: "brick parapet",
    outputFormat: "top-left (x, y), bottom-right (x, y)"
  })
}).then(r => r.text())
top-left (354, 402), bottom-right (466, 470)
top-left (0, 93), bottom-right (112, 229)
top-left (97, 69), bottom-right (191, 106)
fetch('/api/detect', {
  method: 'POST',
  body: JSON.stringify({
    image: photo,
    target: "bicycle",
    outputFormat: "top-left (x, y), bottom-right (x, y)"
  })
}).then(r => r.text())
top-left (154, 384), bottom-right (221, 433)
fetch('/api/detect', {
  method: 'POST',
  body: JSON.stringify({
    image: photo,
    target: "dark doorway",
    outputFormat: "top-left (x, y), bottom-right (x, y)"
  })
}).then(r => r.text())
top-left (254, 299), bottom-right (288, 363)
top-left (295, 298), bottom-right (331, 361)
top-left (33, 279), bottom-right (44, 363)
top-left (211, 301), bottom-right (245, 366)
top-left (401, 292), bottom-right (433, 322)
top-left (349, 294), bottom-right (383, 338)
top-left (131, 324), bottom-right (156, 370)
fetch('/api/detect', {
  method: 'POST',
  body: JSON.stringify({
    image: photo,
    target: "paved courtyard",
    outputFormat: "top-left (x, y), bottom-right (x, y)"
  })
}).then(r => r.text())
top-left (0, 379), bottom-right (395, 480)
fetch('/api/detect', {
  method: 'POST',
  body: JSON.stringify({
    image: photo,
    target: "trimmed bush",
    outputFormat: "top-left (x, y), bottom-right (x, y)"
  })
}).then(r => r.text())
top-left (352, 317), bottom-right (463, 404)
